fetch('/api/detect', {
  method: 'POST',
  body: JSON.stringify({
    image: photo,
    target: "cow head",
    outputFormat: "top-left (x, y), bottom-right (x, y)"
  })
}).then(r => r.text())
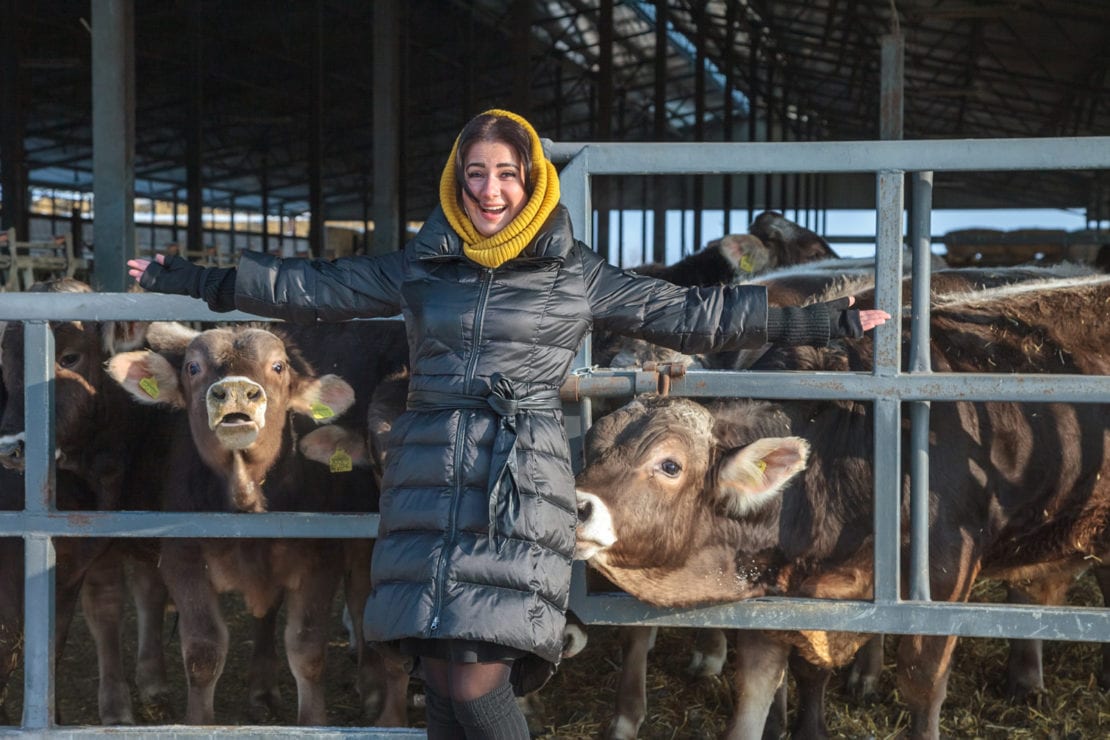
top-left (0, 278), bottom-right (150, 471)
top-left (749, 211), bottom-right (839, 266)
top-left (107, 325), bottom-right (356, 512)
top-left (575, 396), bottom-right (809, 607)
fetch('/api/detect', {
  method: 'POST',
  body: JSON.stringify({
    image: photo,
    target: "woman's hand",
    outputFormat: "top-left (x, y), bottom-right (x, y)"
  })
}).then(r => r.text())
top-left (844, 297), bottom-right (892, 332)
top-left (126, 254), bottom-right (166, 284)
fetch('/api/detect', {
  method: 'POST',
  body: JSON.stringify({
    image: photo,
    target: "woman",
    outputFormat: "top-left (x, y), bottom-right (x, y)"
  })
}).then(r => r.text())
top-left (129, 109), bottom-right (888, 738)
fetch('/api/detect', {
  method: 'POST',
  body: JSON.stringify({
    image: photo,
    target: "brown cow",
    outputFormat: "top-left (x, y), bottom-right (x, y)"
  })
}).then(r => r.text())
top-left (576, 274), bottom-right (1110, 739)
top-left (108, 324), bottom-right (364, 725)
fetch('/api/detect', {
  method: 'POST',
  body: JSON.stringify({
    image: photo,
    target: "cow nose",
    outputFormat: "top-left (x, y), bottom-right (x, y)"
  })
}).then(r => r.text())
top-left (574, 490), bottom-right (617, 560)
top-left (0, 436), bottom-right (26, 471)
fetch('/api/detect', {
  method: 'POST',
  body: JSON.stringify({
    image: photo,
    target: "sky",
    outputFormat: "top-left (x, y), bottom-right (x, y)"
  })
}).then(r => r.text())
top-left (604, 207), bottom-right (1098, 266)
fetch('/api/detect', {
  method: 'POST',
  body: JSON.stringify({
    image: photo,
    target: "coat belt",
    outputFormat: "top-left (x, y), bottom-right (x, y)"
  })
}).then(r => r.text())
top-left (407, 373), bottom-right (562, 553)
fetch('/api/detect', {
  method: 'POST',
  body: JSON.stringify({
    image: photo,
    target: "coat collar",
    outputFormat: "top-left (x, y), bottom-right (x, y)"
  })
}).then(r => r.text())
top-left (410, 205), bottom-right (575, 264)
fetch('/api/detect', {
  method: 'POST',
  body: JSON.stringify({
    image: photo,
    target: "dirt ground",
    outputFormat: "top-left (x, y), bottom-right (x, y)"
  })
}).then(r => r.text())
top-left (2, 570), bottom-right (1109, 738)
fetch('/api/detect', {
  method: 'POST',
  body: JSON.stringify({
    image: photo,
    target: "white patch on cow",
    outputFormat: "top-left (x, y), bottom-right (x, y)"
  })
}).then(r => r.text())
top-left (561, 622), bottom-right (588, 659)
top-left (574, 490), bottom-right (616, 560)
top-left (934, 272), bottom-right (1110, 308)
top-left (717, 436), bottom-right (810, 518)
top-left (0, 432), bottom-right (26, 448)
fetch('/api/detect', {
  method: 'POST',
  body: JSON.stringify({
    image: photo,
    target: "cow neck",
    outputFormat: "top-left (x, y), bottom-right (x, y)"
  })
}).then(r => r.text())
top-left (197, 409), bottom-right (295, 514)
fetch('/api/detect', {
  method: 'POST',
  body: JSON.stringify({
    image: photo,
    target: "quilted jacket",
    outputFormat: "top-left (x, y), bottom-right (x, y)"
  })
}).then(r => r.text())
top-left (232, 204), bottom-right (768, 674)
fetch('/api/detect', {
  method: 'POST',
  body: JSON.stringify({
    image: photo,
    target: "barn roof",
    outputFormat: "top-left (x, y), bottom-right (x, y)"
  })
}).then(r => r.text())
top-left (10, 0), bottom-right (1110, 222)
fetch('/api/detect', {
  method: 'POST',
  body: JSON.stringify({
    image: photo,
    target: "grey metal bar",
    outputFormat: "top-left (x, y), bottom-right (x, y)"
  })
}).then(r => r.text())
top-left (908, 171), bottom-right (935, 601)
top-left (23, 322), bottom-right (54, 514)
top-left (0, 511), bottom-right (380, 539)
top-left (569, 572), bottom-right (1110, 643)
top-left (569, 368), bottom-right (1110, 403)
top-left (0, 294), bottom-right (411, 323)
top-left (872, 397), bottom-right (902, 604)
top-left (22, 535), bottom-right (56, 730)
top-left (0, 729), bottom-right (425, 739)
top-left (544, 136), bottom-right (1110, 172)
top-left (90, 0), bottom-right (135, 292)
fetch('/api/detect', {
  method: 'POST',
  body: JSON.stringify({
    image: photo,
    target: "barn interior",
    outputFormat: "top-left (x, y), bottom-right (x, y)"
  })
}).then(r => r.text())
top-left (2, 0), bottom-right (1109, 289)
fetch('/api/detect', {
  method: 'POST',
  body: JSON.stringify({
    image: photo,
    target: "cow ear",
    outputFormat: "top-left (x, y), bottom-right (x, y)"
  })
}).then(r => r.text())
top-left (101, 320), bottom-right (150, 355)
top-left (718, 234), bottom-right (772, 276)
top-left (298, 425), bottom-right (369, 471)
top-left (105, 350), bottom-right (186, 409)
top-left (143, 321), bottom-right (200, 354)
top-left (290, 373), bottom-right (356, 424)
top-left (716, 436), bottom-right (809, 518)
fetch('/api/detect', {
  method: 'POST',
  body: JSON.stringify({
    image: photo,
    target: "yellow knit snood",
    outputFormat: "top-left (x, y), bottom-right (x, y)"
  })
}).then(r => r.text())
top-left (439, 109), bottom-right (561, 268)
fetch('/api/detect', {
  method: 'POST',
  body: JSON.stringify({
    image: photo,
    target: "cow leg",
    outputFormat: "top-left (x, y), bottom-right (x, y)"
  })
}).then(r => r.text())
top-left (896, 633), bottom-right (958, 740)
top-left (724, 630), bottom-right (790, 740)
top-left (1003, 577), bottom-right (1068, 704)
top-left (127, 555), bottom-right (171, 711)
top-left (245, 599), bottom-right (283, 722)
top-left (79, 548), bottom-right (135, 725)
top-left (687, 627), bottom-right (728, 678)
top-left (1093, 565), bottom-right (1110, 689)
top-left (160, 543), bottom-right (227, 724)
top-left (789, 650), bottom-right (831, 740)
top-left (608, 625), bottom-right (657, 740)
top-left (345, 539), bottom-right (409, 726)
top-left (844, 634), bottom-right (883, 702)
top-left (283, 564), bottom-right (341, 725)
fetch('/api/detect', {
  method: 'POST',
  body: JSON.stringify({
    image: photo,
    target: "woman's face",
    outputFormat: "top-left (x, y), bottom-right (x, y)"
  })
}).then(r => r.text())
top-left (461, 140), bottom-right (528, 238)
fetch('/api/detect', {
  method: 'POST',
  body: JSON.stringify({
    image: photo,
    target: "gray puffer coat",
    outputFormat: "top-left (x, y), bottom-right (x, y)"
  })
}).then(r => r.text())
top-left (233, 204), bottom-right (767, 678)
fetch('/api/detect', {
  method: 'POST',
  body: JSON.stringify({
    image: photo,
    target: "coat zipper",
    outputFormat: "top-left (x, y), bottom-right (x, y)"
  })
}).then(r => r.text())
top-left (429, 267), bottom-right (494, 634)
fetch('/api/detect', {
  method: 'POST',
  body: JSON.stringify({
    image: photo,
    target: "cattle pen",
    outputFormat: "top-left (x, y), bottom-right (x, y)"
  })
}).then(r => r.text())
top-left (1, 135), bottom-right (1109, 738)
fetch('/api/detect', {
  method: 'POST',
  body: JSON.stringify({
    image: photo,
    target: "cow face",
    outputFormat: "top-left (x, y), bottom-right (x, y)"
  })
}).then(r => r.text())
top-left (0, 279), bottom-right (148, 471)
top-left (575, 396), bottom-right (809, 606)
top-left (108, 326), bottom-right (356, 511)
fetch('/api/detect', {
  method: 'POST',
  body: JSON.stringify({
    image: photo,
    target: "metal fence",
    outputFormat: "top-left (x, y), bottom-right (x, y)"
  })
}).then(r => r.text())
top-left (1, 136), bottom-right (1110, 737)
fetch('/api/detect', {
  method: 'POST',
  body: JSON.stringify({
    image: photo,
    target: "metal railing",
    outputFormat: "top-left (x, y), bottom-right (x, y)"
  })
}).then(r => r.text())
top-left (3, 135), bottom-right (1110, 736)
top-left (550, 136), bottom-right (1110, 640)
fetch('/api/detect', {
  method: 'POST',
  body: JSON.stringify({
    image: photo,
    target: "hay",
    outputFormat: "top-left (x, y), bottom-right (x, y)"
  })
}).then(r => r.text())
top-left (3, 572), bottom-right (1107, 737)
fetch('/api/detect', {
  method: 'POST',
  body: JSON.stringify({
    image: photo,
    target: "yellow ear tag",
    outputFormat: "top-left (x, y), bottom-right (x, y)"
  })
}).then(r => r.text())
top-left (739, 253), bottom-right (756, 273)
top-left (310, 402), bottom-right (335, 420)
top-left (139, 376), bottom-right (160, 400)
top-left (329, 448), bottom-right (353, 473)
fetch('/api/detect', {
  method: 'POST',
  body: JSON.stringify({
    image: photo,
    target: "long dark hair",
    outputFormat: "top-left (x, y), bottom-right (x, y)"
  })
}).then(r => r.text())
top-left (454, 113), bottom-right (534, 206)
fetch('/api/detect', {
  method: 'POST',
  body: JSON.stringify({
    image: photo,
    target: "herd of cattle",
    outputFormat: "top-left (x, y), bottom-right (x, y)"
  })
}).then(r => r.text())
top-left (0, 211), bottom-right (1108, 739)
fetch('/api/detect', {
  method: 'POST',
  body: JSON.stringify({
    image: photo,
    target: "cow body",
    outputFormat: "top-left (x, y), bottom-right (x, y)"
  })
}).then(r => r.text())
top-left (108, 324), bottom-right (379, 725)
top-left (576, 275), bottom-right (1110, 739)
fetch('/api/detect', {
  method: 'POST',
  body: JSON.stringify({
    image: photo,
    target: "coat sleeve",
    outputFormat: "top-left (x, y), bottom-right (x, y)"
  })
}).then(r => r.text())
top-left (579, 244), bottom-right (769, 352)
top-left (233, 250), bottom-right (405, 323)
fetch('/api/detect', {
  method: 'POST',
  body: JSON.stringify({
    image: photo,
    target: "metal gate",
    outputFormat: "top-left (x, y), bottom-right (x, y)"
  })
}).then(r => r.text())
top-left (1, 135), bottom-right (1109, 737)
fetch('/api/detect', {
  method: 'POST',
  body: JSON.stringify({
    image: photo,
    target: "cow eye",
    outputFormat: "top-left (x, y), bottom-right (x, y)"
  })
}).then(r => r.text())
top-left (658, 459), bottom-right (682, 477)
top-left (271, 361), bottom-right (284, 374)
top-left (58, 353), bottom-right (81, 369)
top-left (186, 361), bottom-right (201, 376)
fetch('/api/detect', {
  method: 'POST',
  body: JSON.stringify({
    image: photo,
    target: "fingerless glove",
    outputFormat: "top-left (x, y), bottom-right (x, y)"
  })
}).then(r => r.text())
top-left (766, 297), bottom-right (864, 346)
top-left (139, 255), bottom-right (238, 313)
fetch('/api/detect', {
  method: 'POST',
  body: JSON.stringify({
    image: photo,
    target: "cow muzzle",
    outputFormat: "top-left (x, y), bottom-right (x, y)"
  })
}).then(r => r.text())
top-left (574, 490), bottom-right (617, 560)
top-left (206, 376), bottom-right (268, 449)
top-left (0, 434), bottom-right (25, 471)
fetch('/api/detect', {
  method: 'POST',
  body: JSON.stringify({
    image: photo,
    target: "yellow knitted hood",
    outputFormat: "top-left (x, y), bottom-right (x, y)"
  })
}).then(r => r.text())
top-left (439, 109), bottom-right (561, 268)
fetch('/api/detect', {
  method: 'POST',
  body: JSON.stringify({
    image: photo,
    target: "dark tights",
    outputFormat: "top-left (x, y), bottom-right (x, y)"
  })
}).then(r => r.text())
top-left (421, 657), bottom-right (529, 739)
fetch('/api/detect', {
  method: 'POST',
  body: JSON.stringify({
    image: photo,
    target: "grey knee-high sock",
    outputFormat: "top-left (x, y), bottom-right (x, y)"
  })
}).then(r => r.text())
top-left (452, 682), bottom-right (529, 740)
top-left (423, 684), bottom-right (466, 739)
